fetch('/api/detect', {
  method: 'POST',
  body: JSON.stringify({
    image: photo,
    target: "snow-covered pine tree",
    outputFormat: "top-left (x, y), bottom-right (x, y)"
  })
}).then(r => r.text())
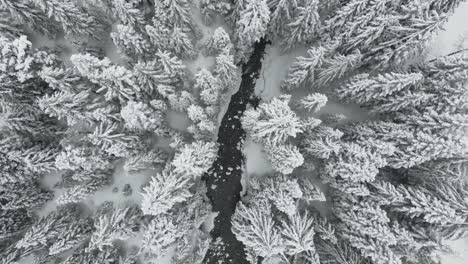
top-left (214, 49), bottom-right (239, 88)
top-left (0, 182), bottom-right (53, 210)
top-left (0, 0), bottom-right (60, 36)
top-left (123, 149), bottom-right (167, 173)
top-left (235, 0), bottom-right (270, 62)
top-left (231, 200), bottom-right (284, 260)
top-left (171, 141), bottom-right (218, 178)
top-left (48, 217), bottom-right (94, 255)
top-left (282, 46), bottom-right (326, 90)
top-left (336, 72), bottom-right (424, 106)
top-left (87, 121), bottom-right (139, 156)
top-left (296, 93), bottom-right (328, 113)
top-left (55, 176), bottom-right (110, 205)
top-left (112, 0), bottom-right (146, 27)
top-left (0, 209), bottom-right (33, 240)
top-left (280, 0), bottom-right (320, 52)
top-left (120, 100), bottom-right (166, 131)
top-left (14, 205), bottom-right (82, 257)
top-left (267, 0), bottom-right (297, 41)
top-left (242, 95), bottom-right (303, 145)
top-left (333, 196), bottom-right (404, 264)
top-left (264, 143), bottom-right (304, 175)
top-left (200, 0), bottom-right (232, 25)
top-left (29, 0), bottom-right (105, 37)
top-left (111, 24), bottom-right (152, 60)
top-left (369, 180), bottom-right (466, 226)
top-left (70, 53), bottom-right (140, 102)
top-left (55, 144), bottom-right (113, 172)
top-left (133, 51), bottom-right (186, 97)
top-left (195, 69), bottom-right (222, 106)
top-left (88, 206), bottom-right (141, 251)
top-left (141, 165), bottom-right (193, 216)
top-left (203, 27), bottom-right (233, 56)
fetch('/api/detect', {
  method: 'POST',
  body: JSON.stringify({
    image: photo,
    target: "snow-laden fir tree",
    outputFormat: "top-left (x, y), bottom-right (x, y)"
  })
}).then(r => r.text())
top-left (200, 0), bottom-right (232, 25)
top-left (29, 0), bottom-right (105, 38)
top-left (232, 199), bottom-right (284, 260)
top-left (70, 53), bottom-right (140, 102)
top-left (203, 27), bottom-right (232, 56)
top-left (88, 206), bottom-right (141, 251)
top-left (235, 0), bottom-right (270, 62)
top-left (140, 186), bottom-right (210, 262)
top-left (280, 0), bottom-right (320, 52)
top-left (195, 69), bottom-right (222, 106)
top-left (214, 49), bottom-right (239, 88)
top-left (171, 141), bottom-right (218, 178)
top-left (242, 95), bottom-right (303, 145)
top-left (264, 143), bottom-right (304, 175)
top-left (282, 46), bottom-right (326, 90)
top-left (120, 100), bottom-right (166, 131)
top-left (55, 176), bottom-right (110, 205)
top-left (0, 182), bottom-right (53, 210)
top-left (111, 24), bottom-right (151, 59)
top-left (141, 164), bottom-right (193, 216)
top-left (55, 144), bottom-right (113, 172)
top-left (296, 93), bottom-right (328, 113)
top-left (0, 0), bottom-right (60, 37)
top-left (48, 217), bottom-right (94, 255)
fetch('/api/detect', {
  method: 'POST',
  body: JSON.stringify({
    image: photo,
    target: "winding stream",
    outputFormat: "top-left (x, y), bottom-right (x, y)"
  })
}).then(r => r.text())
top-left (203, 39), bottom-right (269, 264)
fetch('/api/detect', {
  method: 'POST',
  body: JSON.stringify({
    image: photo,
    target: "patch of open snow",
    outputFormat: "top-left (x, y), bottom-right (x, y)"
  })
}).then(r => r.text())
top-left (429, 1), bottom-right (468, 58)
top-left (255, 45), bottom-right (308, 100)
top-left (441, 239), bottom-right (468, 264)
top-left (243, 138), bottom-right (274, 177)
top-left (166, 110), bottom-right (190, 132)
top-left (89, 163), bottom-right (152, 210)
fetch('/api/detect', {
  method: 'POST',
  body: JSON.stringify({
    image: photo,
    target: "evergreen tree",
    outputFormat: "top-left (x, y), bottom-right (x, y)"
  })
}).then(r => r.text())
top-left (120, 100), bottom-right (166, 131)
top-left (141, 165), bottom-right (193, 216)
top-left (112, 0), bottom-right (145, 26)
top-left (48, 217), bottom-right (94, 255)
top-left (87, 122), bottom-right (139, 156)
top-left (235, 0), bottom-right (270, 62)
top-left (88, 206), bottom-right (141, 251)
top-left (14, 205), bottom-right (81, 256)
top-left (214, 49), bottom-right (239, 88)
top-left (70, 53), bottom-right (139, 102)
top-left (296, 93), bottom-right (328, 113)
top-left (281, 0), bottom-right (320, 51)
top-left (369, 180), bottom-right (466, 226)
top-left (55, 144), bottom-right (113, 172)
top-left (0, 182), bottom-right (53, 210)
top-left (281, 212), bottom-right (317, 257)
top-left (264, 143), bottom-right (304, 175)
top-left (232, 200), bottom-right (284, 260)
top-left (0, 0), bottom-right (60, 36)
top-left (242, 95), bottom-right (303, 145)
top-left (171, 141), bottom-right (218, 178)
top-left (282, 47), bottom-right (326, 90)
top-left (195, 69), bottom-right (222, 106)
top-left (29, 0), bottom-right (105, 37)
top-left (56, 176), bottom-right (110, 205)
top-left (111, 24), bottom-right (151, 59)
top-left (200, 0), bottom-right (232, 25)
top-left (203, 27), bottom-right (232, 56)
top-left (0, 209), bottom-right (32, 240)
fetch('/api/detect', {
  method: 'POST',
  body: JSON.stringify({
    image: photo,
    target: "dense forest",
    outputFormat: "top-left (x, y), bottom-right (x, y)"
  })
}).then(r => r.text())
top-left (0, 1), bottom-right (467, 264)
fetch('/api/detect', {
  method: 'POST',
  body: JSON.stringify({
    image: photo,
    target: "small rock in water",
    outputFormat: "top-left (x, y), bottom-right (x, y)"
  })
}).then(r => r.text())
top-left (122, 184), bottom-right (133, 196)
top-left (112, 187), bottom-right (119, 193)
